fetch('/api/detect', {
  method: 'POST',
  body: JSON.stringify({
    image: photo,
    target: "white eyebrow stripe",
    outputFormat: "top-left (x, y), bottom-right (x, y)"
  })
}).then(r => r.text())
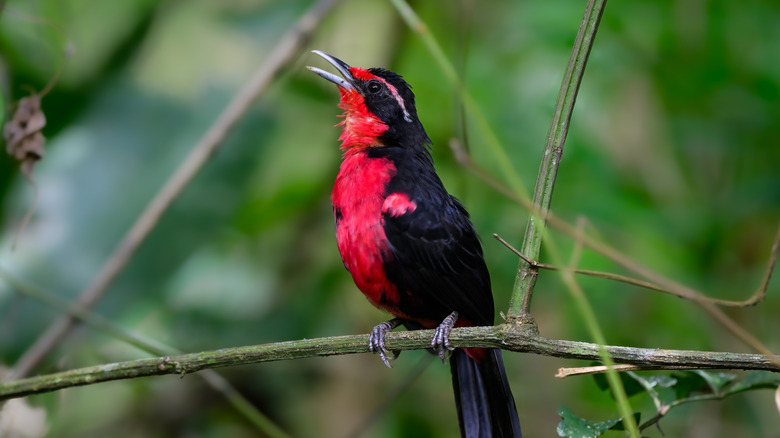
top-left (374, 77), bottom-right (413, 123)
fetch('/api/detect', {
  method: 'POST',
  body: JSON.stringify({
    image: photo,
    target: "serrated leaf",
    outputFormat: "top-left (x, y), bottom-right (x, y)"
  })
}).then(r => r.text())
top-left (693, 370), bottom-right (737, 394)
top-left (557, 406), bottom-right (621, 438)
top-left (671, 371), bottom-right (711, 399)
top-left (626, 371), bottom-right (678, 407)
top-left (625, 372), bottom-right (677, 391)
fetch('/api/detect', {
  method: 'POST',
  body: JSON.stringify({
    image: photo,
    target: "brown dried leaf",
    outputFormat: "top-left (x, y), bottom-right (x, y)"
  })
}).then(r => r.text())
top-left (4, 94), bottom-right (47, 249)
top-left (4, 94), bottom-right (47, 178)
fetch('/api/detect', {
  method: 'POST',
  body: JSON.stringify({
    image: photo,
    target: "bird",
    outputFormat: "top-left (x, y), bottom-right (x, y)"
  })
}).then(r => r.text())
top-left (308, 50), bottom-right (522, 438)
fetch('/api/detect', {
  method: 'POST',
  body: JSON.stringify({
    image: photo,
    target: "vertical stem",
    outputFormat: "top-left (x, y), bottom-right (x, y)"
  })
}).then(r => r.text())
top-left (507, 0), bottom-right (608, 320)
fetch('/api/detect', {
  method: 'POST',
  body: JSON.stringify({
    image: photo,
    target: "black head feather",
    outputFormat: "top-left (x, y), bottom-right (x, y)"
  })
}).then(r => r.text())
top-left (358, 68), bottom-right (432, 151)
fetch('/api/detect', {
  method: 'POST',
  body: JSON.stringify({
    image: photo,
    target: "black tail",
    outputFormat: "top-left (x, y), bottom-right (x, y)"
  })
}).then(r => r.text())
top-left (450, 348), bottom-right (522, 438)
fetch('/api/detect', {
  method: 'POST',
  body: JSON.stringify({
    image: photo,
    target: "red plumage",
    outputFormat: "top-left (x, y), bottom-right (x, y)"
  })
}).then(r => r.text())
top-left (332, 152), bottom-right (400, 311)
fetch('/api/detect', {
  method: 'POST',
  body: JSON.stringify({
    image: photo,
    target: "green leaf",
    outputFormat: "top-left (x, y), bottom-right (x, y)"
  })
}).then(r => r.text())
top-left (640, 375), bottom-right (677, 388)
top-left (726, 371), bottom-right (780, 395)
top-left (693, 370), bottom-right (737, 394)
top-left (593, 370), bottom-right (645, 398)
top-left (626, 372), bottom-right (678, 407)
top-left (671, 371), bottom-right (711, 399)
top-left (556, 406), bottom-right (622, 438)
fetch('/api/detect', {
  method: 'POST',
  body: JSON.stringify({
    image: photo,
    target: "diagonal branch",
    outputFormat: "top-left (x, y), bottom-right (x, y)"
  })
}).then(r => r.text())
top-left (10, 0), bottom-right (342, 380)
top-left (0, 266), bottom-right (290, 437)
top-left (455, 145), bottom-right (780, 365)
top-left (2, 325), bottom-right (777, 401)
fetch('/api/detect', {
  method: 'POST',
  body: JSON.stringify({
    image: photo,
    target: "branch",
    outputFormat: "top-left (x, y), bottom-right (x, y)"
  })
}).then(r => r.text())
top-left (2, 324), bottom-right (777, 401)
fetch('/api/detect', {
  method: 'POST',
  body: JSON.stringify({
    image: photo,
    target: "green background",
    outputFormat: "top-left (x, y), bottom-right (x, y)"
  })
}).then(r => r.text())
top-left (1, 0), bottom-right (778, 436)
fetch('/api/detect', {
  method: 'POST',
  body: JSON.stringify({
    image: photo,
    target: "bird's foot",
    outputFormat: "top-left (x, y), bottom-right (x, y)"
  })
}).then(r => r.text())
top-left (369, 318), bottom-right (402, 367)
top-left (432, 311), bottom-right (458, 363)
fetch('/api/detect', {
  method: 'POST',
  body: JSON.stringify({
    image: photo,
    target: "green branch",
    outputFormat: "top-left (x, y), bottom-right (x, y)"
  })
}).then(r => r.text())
top-left (509, 0), bottom-right (607, 319)
top-left (2, 325), bottom-right (777, 401)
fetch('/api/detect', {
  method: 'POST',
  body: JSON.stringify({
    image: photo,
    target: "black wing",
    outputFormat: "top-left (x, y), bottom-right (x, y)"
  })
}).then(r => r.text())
top-left (382, 172), bottom-right (495, 328)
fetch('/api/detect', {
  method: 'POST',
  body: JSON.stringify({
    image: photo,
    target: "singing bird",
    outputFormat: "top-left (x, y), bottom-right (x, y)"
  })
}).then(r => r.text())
top-left (308, 50), bottom-right (521, 438)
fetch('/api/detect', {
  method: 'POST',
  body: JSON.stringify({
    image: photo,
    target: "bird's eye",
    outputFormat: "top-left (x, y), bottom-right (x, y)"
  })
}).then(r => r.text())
top-left (366, 81), bottom-right (382, 94)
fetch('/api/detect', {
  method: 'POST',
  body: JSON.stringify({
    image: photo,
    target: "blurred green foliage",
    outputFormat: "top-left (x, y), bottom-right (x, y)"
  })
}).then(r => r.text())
top-left (1, 0), bottom-right (778, 437)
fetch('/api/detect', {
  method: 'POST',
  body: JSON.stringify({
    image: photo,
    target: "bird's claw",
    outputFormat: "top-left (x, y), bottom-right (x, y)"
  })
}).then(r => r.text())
top-left (431, 311), bottom-right (458, 363)
top-left (369, 319), bottom-right (402, 368)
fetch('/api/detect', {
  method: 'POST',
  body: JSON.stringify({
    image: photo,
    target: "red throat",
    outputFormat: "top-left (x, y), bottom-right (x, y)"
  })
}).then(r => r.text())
top-left (337, 87), bottom-right (387, 150)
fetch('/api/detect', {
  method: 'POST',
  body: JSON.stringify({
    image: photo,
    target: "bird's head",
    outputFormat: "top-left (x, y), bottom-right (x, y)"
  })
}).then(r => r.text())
top-left (308, 50), bottom-right (430, 152)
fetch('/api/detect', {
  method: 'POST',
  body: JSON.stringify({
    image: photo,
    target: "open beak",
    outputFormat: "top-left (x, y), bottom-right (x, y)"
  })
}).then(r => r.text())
top-left (307, 50), bottom-right (355, 91)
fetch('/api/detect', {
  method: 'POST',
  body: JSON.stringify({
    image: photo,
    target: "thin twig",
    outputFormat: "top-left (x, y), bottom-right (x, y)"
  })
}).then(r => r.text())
top-left (1, 325), bottom-right (777, 401)
top-left (493, 228), bottom-right (780, 308)
top-left (635, 382), bottom-right (765, 432)
top-left (541, 218), bottom-right (779, 362)
top-left (495, 233), bottom-right (684, 292)
top-left (556, 364), bottom-right (699, 378)
top-left (10, 0), bottom-right (342, 380)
